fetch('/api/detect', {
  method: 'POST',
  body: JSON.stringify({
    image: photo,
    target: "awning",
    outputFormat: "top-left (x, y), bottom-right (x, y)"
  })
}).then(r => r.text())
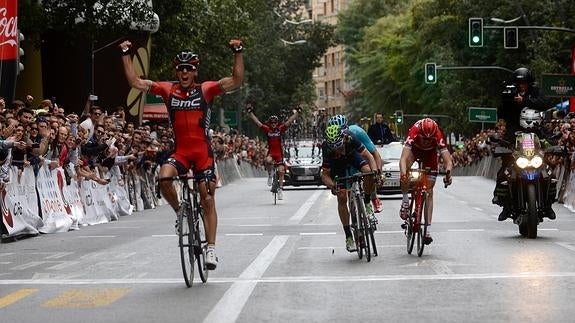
top-left (142, 103), bottom-right (168, 121)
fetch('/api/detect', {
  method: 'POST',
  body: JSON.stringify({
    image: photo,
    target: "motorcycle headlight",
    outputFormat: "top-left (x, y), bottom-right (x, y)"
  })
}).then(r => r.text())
top-left (530, 156), bottom-right (543, 168)
top-left (516, 157), bottom-right (529, 169)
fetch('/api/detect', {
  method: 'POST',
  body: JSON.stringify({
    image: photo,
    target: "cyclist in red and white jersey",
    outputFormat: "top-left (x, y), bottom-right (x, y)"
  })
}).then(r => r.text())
top-left (119, 39), bottom-right (244, 270)
top-left (399, 118), bottom-right (453, 244)
top-left (246, 104), bottom-right (299, 200)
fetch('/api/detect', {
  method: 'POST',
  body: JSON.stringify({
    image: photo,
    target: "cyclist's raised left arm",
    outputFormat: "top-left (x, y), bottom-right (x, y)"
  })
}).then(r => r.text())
top-left (284, 109), bottom-right (299, 127)
top-left (218, 39), bottom-right (244, 93)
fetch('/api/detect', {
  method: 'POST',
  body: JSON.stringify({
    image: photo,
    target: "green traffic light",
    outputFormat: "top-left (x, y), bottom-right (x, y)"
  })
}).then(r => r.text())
top-left (472, 36), bottom-right (480, 44)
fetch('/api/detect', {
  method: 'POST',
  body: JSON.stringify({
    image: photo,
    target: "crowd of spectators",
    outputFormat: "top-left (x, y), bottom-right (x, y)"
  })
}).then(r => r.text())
top-left (450, 113), bottom-right (575, 171)
top-left (0, 94), bottom-right (279, 201)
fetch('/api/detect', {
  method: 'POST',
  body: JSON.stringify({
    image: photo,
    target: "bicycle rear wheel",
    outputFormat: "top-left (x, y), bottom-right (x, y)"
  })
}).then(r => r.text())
top-left (178, 203), bottom-right (195, 287)
top-left (194, 208), bottom-right (208, 283)
top-left (272, 171), bottom-right (278, 205)
top-left (406, 196), bottom-right (416, 255)
top-left (417, 192), bottom-right (428, 257)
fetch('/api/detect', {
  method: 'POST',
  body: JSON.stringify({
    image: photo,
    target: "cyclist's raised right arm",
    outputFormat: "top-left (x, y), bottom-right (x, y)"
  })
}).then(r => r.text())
top-left (119, 40), bottom-right (153, 92)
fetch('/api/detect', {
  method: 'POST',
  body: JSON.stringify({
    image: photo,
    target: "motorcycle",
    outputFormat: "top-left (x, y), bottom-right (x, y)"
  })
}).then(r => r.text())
top-left (493, 131), bottom-right (563, 239)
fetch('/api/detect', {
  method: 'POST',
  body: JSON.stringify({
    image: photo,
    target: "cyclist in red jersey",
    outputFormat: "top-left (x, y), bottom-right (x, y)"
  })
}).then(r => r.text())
top-left (119, 39), bottom-right (244, 270)
top-left (399, 118), bottom-right (453, 244)
top-left (246, 104), bottom-right (299, 200)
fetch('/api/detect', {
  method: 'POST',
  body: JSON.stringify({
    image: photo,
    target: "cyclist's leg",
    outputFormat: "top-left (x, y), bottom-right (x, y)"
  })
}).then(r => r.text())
top-left (399, 149), bottom-right (416, 218)
top-left (421, 151), bottom-right (439, 242)
top-left (277, 164), bottom-right (285, 189)
top-left (159, 156), bottom-right (187, 212)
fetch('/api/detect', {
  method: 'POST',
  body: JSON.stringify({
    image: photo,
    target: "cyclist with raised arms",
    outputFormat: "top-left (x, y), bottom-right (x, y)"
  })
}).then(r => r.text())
top-left (119, 39), bottom-right (244, 270)
top-left (327, 114), bottom-right (383, 215)
top-left (399, 118), bottom-right (453, 245)
top-left (246, 104), bottom-right (299, 200)
top-left (321, 124), bottom-right (378, 252)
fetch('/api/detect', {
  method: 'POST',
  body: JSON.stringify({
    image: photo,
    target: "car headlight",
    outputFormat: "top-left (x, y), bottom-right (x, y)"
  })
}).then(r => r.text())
top-left (410, 171), bottom-right (419, 180)
top-left (530, 156), bottom-right (543, 168)
top-left (516, 157), bottom-right (529, 169)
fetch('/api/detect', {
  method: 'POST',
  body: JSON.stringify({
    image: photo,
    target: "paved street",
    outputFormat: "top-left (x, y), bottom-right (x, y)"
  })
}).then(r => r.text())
top-left (2, 176), bottom-right (575, 323)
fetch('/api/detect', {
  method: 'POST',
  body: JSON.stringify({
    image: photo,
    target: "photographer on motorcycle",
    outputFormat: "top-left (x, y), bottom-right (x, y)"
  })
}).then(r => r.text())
top-left (493, 67), bottom-right (557, 221)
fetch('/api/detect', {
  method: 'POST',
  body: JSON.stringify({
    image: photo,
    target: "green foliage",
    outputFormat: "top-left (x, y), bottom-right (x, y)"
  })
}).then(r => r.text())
top-left (338, 0), bottom-right (575, 136)
top-left (18, 0), bottom-right (334, 132)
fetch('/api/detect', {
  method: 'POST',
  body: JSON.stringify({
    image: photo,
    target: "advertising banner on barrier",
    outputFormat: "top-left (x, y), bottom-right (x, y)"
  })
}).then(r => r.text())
top-left (1, 167), bottom-right (43, 238)
top-left (37, 166), bottom-right (73, 233)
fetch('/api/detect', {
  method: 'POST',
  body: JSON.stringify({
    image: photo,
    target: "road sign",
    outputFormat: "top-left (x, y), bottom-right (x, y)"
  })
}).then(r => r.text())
top-left (541, 74), bottom-right (575, 97)
top-left (468, 107), bottom-right (497, 123)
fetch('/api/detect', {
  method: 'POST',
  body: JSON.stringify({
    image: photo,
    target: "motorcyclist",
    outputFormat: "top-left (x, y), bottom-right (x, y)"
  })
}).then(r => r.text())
top-left (493, 67), bottom-right (556, 221)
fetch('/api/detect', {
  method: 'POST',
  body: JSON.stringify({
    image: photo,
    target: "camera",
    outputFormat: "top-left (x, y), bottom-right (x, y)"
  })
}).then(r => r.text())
top-left (89, 94), bottom-right (99, 101)
top-left (502, 83), bottom-right (518, 98)
top-left (31, 142), bottom-right (40, 149)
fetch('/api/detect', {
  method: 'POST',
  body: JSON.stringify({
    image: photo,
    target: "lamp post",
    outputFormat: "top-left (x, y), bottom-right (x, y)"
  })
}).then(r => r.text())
top-left (281, 39), bottom-right (307, 46)
top-left (490, 16), bottom-right (523, 24)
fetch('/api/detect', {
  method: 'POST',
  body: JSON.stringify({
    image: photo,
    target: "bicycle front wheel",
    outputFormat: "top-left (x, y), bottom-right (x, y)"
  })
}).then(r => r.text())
top-left (194, 207), bottom-right (209, 283)
top-left (417, 192), bottom-right (428, 257)
top-left (357, 196), bottom-right (371, 262)
top-left (406, 196), bottom-right (416, 255)
top-left (349, 194), bottom-right (362, 259)
top-left (178, 204), bottom-right (195, 287)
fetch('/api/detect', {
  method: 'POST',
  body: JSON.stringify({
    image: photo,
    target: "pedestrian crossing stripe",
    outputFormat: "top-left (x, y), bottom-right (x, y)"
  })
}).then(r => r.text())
top-left (41, 288), bottom-right (131, 308)
top-left (0, 289), bottom-right (38, 308)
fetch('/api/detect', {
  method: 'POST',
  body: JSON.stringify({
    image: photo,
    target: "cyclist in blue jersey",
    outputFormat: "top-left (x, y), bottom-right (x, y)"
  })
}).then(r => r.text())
top-left (321, 124), bottom-right (378, 252)
top-left (327, 115), bottom-right (383, 214)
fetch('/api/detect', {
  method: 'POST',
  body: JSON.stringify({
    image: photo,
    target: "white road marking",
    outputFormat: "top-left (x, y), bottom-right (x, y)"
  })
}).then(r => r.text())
top-left (223, 217), bottom-right (280, 220)
top-left (374, 230), bottom-right (404, 234)
top-left (4, 271), bottom-right (575, 285)
top-left (151, 235), bottom-right (176, 238)
top-left (539, 228), bottom-right (558, 231)
top-left (289, 190), bottom-right (324, 223)
top-left (472, 207), bottom-right (483, 212)
top-left (77, 236), bottom-right (116, 238)
top-left (203, 235), bottom-right (289, 323)
top-left (556, 242), bottom-right (575, 252)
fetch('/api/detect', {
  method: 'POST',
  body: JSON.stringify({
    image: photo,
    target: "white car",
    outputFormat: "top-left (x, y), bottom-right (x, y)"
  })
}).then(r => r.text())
top-left (376, 141), bottom-right (418, 195)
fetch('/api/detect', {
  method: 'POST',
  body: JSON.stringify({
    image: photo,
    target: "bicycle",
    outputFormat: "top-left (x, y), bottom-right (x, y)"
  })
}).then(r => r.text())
top-left (160, 173), bottom-right (209, 287)
top-left (336, 171), bottom-right (378, 262)
top-left (403, 163), bottom-right (450, 257)
top-left (270, 162), bottom-right (283, 204)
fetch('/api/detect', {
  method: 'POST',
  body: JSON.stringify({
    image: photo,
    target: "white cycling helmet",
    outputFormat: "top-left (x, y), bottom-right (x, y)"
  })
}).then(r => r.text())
top-left (519, 108), bottom-right (542, 129)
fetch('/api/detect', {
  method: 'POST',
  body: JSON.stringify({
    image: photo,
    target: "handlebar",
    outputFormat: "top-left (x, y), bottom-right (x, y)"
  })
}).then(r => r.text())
top-left (335, 171), bottom-right (377, 184)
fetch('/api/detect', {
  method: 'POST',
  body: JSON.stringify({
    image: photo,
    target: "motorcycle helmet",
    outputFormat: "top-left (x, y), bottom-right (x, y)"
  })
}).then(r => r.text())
top-left (513, 67), bottom-right (533, 83)
top-left (325, 124), bottom-right (345, 148)
top-left (519, 108), bottom-right (542, 129)
top-left (327, 114), bottom-right (348, 130)
top-left (418, 118), bottom-right (438, 138)
top-left (173, 51), bottom-right (200, 70)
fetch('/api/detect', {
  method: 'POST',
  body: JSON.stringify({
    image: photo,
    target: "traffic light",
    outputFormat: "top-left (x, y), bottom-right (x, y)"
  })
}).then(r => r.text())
top-left (468, 18), bottom-right (483, 47)
top-left (425, 63), bottom-right (437, 84)
top-left (395, 110), bottom-right (403, 124)
top-left (504, 27), bottom-right (518, 49)
top-left (17, 31), bottom-right (24, 74)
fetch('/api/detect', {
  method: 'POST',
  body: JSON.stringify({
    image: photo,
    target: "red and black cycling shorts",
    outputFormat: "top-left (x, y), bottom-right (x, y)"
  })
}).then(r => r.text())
top-left (166, 140), bottom-right (216, 182)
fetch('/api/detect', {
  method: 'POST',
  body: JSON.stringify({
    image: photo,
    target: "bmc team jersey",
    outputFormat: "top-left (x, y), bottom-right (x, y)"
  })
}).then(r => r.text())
top-left (404, 120), bottom-right (448, 172)
top-left (261, 123), bottom-right (287, 163)
top-left (150, 81), bottom-right (223, 174)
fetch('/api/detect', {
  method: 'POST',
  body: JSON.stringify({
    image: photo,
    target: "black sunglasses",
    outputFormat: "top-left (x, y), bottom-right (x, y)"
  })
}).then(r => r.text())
top-left (176, 64), bottom-right (197, 72)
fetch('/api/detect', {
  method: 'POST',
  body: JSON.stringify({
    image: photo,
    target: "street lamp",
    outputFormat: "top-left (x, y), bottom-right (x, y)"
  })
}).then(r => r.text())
top-left (281, 39), bottom-right (307, 45)
top-left (490, 16), bottom-right (523, 24)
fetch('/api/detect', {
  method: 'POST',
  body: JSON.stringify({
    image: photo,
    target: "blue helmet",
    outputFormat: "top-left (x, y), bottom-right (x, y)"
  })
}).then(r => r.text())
top-left (327, 114), bottom-right (348, 130)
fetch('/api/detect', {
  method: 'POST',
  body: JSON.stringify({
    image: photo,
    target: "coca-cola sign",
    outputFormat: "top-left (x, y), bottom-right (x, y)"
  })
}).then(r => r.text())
top-left (0, 0), bottom-right (18, 60)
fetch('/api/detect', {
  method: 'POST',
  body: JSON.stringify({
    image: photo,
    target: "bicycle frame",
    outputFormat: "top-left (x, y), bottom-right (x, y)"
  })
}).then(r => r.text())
top-left (337, 172), bottom-right (378, 261)
top-left (406, 165), bottom-right (430, 257)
